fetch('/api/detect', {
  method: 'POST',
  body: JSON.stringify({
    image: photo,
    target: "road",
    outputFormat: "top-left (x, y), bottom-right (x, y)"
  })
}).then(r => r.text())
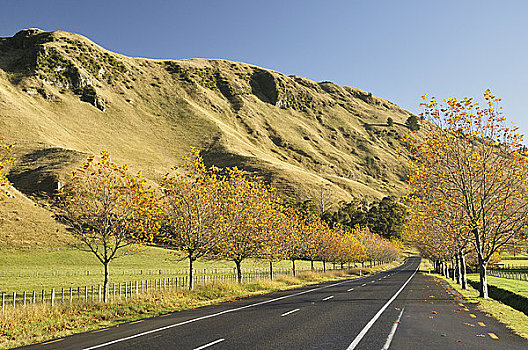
top-left (20, 257), bottom-right (527, 349)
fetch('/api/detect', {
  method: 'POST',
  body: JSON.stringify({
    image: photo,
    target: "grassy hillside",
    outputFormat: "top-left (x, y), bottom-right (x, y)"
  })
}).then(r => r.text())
top-left (0, 28), bottom-right (417, 247)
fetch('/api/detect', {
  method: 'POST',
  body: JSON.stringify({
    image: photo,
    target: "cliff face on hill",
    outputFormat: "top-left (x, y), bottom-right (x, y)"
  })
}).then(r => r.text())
top-left (0, 29), bottom-right (417, 246)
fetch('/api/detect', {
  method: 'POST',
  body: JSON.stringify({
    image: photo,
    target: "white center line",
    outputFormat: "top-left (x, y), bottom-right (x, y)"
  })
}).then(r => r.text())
top-left (347, 288), bottom-right (354, 292)
top-left (281, 308), bottom-right (300, 317)
top-left (193, 338), bottom-right (225, 350)
top-left (361, 283), bottom-right (367, 286)
top-left (322, 296), bottom-right (334, 301)
top-left (371, 281), bottom-right (375, 283)
top-left (381, 308), bottom-right (405, 350)
top-left (346, 262), bottom-right (419, 350)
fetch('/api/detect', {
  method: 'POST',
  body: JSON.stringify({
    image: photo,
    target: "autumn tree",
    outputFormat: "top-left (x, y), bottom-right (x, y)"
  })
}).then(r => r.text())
top-left (55, 151), bottom-right (156, 302)
top-left (159, 149), bottom-right (221, 289)
top-left (0, 139), bottom-right (13, 199)
top-left (409, 90), bottom-right (528, 298)
top-left (213, 167), bottom-right (278, 283)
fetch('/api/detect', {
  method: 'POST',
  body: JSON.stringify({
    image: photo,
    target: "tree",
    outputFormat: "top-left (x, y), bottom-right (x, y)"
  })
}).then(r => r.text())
top-left (213, 167), bottom-right (278, 283)
top-left (387, 117), bottom-right (394, 127)
top-left (309, 184), bottom-right (333, 214)
top-left (405, 115), bottom-right (420, 131)
top-left (0, 139), bottom-right (13, 199)
top-left (408, 90), bottom-right (528, 298)
top-left (367, 196), bottom-right (407, 240)
top-left (159, 149), bottom-right (221, 289)
top-left (55, 151), bottom-right (156, 302)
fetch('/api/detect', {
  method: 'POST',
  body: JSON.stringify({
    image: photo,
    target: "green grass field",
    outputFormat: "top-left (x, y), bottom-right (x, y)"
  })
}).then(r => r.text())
top-left (0, 246), bottom-right (350, 293)
top-left (467, 274), bottom-right (528, 299)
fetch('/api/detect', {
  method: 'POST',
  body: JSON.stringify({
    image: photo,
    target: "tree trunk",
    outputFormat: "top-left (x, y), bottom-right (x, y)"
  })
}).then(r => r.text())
top-left (323, 260), bottom-right (326, 272)
top-left (473, 227), bottom-right (488, 298)
top-left (103, 262), bottom-right (109, 303)
top-left (310, 260), bottom-right (314, 271)
top-left (451, 257), bottom-right (457, 281)
top-left (269, 260), bottom-right (273, 280)
top-left (340, 262), bottom-right (344, 269)
top-left (478, 261), bottom-right (488, 299)
top-left (234, 260), bottom-right (243, 283)
top-left (455, 254), bottom-right (461, 285)
top-left (292, 259), bottom-right (296, 277)
top-left (189, 258), bottom-right (194, 290)
top-left (460, 252), bottom-right (467, 290)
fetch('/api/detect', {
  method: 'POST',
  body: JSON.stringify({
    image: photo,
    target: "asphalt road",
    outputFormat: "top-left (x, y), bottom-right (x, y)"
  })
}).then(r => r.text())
top-left (20, 257), bottom-right (527, 349)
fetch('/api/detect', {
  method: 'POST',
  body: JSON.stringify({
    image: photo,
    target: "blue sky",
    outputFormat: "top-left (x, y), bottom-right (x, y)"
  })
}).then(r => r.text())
top-left (2, 0), bottom-right (528, 137)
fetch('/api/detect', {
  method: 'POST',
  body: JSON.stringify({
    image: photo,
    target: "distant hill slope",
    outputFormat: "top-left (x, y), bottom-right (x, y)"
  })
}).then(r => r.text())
top-left (0, 29), bottom-right (417, 247)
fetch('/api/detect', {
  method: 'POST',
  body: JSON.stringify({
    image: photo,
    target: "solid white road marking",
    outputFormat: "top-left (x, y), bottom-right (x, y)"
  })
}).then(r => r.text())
top-left (281, 308), bottom-right (300, 317)
top-left (346, 261), bottom-right (419, 350)
top-left (381, 307), bottom-right (405, 350)
top-left (322, 296), bottom-right (334, 301)
top-left (193, 338), bottom-right (225, 350)
top-left (347, 288), bottom-right (354, 292)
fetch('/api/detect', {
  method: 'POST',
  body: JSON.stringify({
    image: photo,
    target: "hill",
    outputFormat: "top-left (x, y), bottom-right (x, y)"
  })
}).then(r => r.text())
top-left (0, 28), bottom-right (417, 247)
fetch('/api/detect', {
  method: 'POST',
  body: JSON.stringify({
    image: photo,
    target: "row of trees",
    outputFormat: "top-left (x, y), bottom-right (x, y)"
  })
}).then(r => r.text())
top-left (56, 149), bottom-right (401, 301)
top-left (405, 90), bottom-right (528, 299)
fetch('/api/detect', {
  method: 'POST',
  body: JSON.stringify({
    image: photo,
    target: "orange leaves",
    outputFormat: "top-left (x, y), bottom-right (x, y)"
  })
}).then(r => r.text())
top-left (55, 151), bottom-right (156, 265)
top-left (407, 90), bottom-right (528, 266)
top-left (0, 138), bottom-right (13, 199)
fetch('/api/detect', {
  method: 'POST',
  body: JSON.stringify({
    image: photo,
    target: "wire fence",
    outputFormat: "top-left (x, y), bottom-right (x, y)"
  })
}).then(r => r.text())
top-left (488, 269), bottom-right (528, 282)
top-left (0, 267), bottom-right (273, 278)
top-left (1, 266), bottom-right (354, 312)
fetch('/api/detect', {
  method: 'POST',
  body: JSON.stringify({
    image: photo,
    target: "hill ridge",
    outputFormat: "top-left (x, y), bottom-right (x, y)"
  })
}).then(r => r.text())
top-left (0, 28), bottom-right (416, 247)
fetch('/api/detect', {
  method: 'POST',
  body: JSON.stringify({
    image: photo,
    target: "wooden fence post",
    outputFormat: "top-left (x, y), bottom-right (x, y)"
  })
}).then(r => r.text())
top-left (51, 289), bottom-right (55, 307)
top-left (32, 290), bottom-right (36, 304)
top-left (1, 293), bottom-right (4, 313)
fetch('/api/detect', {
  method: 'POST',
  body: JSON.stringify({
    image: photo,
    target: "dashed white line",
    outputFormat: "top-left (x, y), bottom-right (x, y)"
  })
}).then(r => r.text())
top-left (347, 288), bottom-right (354, 292)
top-left (361, 283), bottom-right (367, 286)
top-left (381, 308), bottom-right (405, 350)
top-left (193, 338), bottom-right (225, 350)
top-left (81, 272), bottom-right (372, 350)
top-left (281, 308), bottom-right (300, 317)
top-left (346, 262), bottom-right (419, 350)
top-left (322, 296), bottom-right (334, 301)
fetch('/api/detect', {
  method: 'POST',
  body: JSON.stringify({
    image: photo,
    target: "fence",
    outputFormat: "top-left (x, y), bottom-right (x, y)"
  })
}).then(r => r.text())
top-left (0, 267), bottom-right (273, 278)
top-left (495, 264), bottom-right (528, 271)
top-left (0, 266), bottom-right (349, 312)
top-left (488, 269), bottom-right (528, 282)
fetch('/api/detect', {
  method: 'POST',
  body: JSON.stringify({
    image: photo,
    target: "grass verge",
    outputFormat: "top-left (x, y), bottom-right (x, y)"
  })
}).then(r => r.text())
top-left (433, 273), bottom-right (528, 339)
top-left (0, 262), bottom-right (400, 349)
